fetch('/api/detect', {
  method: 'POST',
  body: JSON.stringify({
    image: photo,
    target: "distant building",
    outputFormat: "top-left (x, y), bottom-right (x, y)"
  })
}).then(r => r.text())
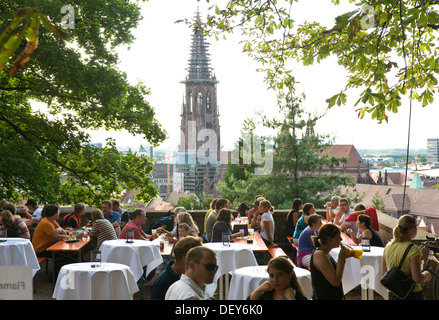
top-left (118, 144), bottom-right (153, 159)
top-left (175, 10), bottom-right (223, 196)
top-left (320, 144), bottom-right (374, 184)
top-left (151, 163), bottom-right (173, 198)
top-left (427, 138), bottom-right (439, 167)
top-left (339, 184), bottom-right (439, 235)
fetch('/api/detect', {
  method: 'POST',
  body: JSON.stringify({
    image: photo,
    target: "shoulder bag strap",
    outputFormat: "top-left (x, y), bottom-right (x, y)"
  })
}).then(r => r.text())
top-left (397, 243), bottom-right (414, 269)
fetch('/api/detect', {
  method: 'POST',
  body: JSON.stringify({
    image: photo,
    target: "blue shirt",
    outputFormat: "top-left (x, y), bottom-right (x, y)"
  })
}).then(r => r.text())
top-left (293, 213), bottom-right (307, 239)
top-left (150, 261), bottom-right (180, 300)
top-left (298, 227), bottom-right (317, 252)
top-left (105, 211), bottom-right (121, 224)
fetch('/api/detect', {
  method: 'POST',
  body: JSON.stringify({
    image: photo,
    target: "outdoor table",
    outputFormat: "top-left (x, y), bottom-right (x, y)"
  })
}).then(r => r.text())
top-left (100, 239), bottom-right (163, 281)
top-left (0, 238), bottom-right (40, 277)
top-left (228, 265), bottom-right (313, 300)
top-left (52, 262), bottom-right (138, 300)
top-left (203, 241), bottom-right (259, 299)
top-left (46, 235), bottom-right (92, 283)
top-left (233, 231), bottom-right (269, 252)
top-left (329, 245), bottom-right (388, 300)
top-left (151, 237), bottom-right (173, 256)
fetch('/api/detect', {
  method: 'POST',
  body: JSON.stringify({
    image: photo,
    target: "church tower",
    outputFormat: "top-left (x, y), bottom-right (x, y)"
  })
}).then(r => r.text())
top-left (176, 10), bottom-right (221, 195)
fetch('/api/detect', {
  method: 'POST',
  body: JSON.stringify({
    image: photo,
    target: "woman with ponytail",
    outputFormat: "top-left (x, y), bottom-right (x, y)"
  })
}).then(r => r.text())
top-left (381, 214), bottom-right (431, 300)
top-left (258, 200), bottom-right (277, 247)
top-left (309, 223), bottom-right (350, 300)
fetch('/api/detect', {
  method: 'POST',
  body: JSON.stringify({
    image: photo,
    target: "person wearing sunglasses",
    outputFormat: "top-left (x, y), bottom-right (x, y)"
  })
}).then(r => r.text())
top-left (165, 246), bottom-right (218, 300)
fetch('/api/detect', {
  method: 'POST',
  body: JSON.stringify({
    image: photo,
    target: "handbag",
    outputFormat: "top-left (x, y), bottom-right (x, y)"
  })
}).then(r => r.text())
top-left (380, 244), bottom-right (415, 299)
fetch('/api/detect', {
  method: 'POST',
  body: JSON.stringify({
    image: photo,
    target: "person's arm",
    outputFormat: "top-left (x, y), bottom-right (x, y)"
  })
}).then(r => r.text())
top-left (54, 228), bottom-right (69, 241)
top-left (381, 255), bottom-right (388, 275)
top-left (347, 228), bottom-right (361, 244)
top-left (292, 211), bottom-right (300, 228)
top-left (410, 254), bottom-right (431, 283)
top-left (326, 202), bottom-right (334, 221)
top-left (230, 231), bottom-right (244, 239)
top-left (262, 220), bottom-right (277, 247)
top-left (156, 227), bottom-right (172, 237)
top-left (314, 246), bottom-right (349, 287)
top-left (334, 212), bottom-right (343, 226)
top-left (249, 281), bottom-right (273, 300)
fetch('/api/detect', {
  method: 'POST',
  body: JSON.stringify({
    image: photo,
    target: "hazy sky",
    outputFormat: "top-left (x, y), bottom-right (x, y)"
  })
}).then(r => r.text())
top-left (88, 0), bottom-right (439, 153)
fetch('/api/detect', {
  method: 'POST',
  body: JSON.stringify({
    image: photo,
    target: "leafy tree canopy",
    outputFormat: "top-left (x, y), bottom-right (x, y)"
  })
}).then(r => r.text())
top-left (0, 1), bottom-right (166, 205)
top-left (217, 90), bottom-right (356, 209)
top-left (203, 0), bottom-right (439, 123)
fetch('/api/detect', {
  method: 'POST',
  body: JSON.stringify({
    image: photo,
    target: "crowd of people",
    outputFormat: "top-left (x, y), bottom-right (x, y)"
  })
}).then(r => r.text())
top-left (0, 194), bottom-right (433, 301)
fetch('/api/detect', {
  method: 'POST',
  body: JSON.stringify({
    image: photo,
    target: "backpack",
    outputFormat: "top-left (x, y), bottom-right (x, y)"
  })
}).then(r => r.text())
top-left (147, 211), bottom-right (174, 234)
top-left (61, 211), bottom-right (76, 229)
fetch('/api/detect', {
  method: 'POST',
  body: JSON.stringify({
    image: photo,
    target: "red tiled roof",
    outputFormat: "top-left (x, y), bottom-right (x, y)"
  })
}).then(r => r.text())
top-left (328, 144), bottom-right (368, 168)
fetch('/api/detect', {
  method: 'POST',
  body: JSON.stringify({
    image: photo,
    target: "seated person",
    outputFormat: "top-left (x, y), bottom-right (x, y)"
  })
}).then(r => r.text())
top-left (249, 256), bottom-right (307, 300)
top-left (61, 202), bottom-right (86, 230)
top-left (165, 246), bottom-right (218, 300)
top-left (211, 209), bottom-right (244, 242)
top-left (0, 210), bottom-right (20, 237)
top-left (335, 198), bottom-right (354, 232)
top-left (292, 203), bottom-right (315, 245)
top-left (297, 214), bottom-right (322, 268)
top-left (156, 206), bottom-right (187, 240)
top-left (178, 223), bottom-right (190, 238)
top-left (347, 214), bottom-right (384, 247)
top-left (101, 200), bottom-right (122, 237)
top-left (344, 204), bottom-right (380, 231)
top-left (206, 199), bottom-right (230, 242)
top-left (2, 204), bottom-right (30, 239)
top-left (149, 236), bottom-right (203, 300)
top-left (120, 209), bottom-right (150, 241)
top-left (309, 223), bottom-right (350, 300)
top-left (88, 209), bottom-right (118, 250)
top-left (111, 199), bottom-right (130, 230)
top-left (32, 204), bottom-right (70, 257)
top-left (176, 212), bottom-right (199, 238)
top-left (23, 199), bottom-right (43, 227)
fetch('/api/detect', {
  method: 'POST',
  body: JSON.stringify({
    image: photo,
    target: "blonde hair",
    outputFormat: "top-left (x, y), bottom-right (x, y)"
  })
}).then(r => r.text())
top-left (259, 200), bottom-right (274, 214)
top-left (177, 212), bottom-right (199, 234)
top-left (391, 214), bottom-right (417, 243)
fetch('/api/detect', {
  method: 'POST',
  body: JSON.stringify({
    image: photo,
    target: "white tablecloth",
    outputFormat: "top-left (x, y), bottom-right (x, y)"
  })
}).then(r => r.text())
top-left (0, 238), bottom-right (40, 277)
top-left (228, 265), bottom-right (313, 300)
top-left (202, 242), bottom-right (258, 282)
top-left (100, 239), bottom-right (163, 281)
top-left (52, 262), bottom-right (139, 300)
top-left (329, 246), bottom-right (388, 299)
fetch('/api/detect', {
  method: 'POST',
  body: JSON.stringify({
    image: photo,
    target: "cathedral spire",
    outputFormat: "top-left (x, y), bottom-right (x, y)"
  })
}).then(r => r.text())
top-left (184, 10), bottom-right (218, 83)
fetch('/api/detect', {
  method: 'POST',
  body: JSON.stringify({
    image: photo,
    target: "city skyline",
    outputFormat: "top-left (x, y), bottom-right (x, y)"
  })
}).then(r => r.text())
top-left (86, 0), bottom-right (439, 154)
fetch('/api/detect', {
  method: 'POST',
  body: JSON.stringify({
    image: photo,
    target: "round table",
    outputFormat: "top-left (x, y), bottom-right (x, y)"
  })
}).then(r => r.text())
top-left (329, 245), bottom-right (388, 300)
top-left (202, 242), bottom-right (258, 282)
top-left (202, 242), bottom-right (259, 299)
top-left (100, 239), bottom-right (163, 281)
top-left (52, 262), bottom-right (139, 300)
top-left (228, 265), bottom-right (313, 300)
top-left (0, 238), bottom-right (40, 277)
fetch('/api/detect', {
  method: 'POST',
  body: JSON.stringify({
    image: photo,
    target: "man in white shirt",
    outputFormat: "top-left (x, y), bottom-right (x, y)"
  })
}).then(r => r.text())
top-left (165, 246), bottom-right (218, 300)
top-left (335, 198), bottom-right (357, 234)
top-left (22, 199), bottom-right (43, 227)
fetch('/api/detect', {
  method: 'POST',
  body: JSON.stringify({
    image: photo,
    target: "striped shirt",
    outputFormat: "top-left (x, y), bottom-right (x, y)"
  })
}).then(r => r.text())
top-left (88, 218), bottom-right (117, 249)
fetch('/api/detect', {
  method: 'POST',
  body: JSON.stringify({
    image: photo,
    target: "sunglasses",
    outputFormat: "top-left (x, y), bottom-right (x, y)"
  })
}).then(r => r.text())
top-left (196, 262), bottom-right (219, 271)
